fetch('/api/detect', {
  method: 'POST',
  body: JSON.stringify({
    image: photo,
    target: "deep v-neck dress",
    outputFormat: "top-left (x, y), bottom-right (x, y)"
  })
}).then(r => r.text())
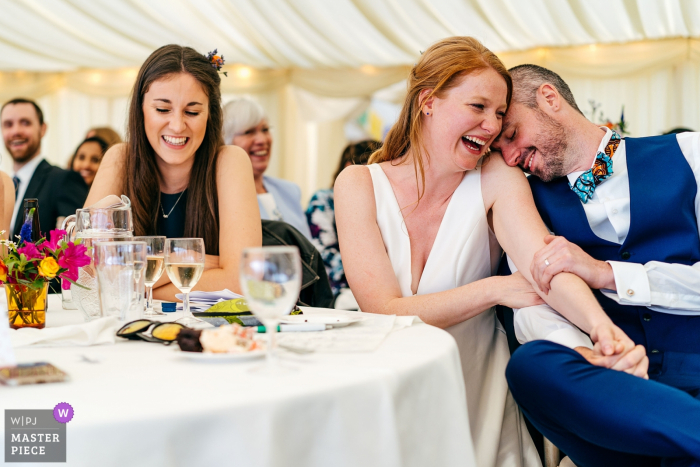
top-left (368, 163), bottom-right (541, 467)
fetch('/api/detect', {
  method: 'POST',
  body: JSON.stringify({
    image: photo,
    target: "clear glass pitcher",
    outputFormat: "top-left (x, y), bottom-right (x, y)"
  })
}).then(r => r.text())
top-left (62, 195), bottom-right (134, 321)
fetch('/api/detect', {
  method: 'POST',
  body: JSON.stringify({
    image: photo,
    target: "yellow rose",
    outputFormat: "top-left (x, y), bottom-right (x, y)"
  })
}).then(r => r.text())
top-left (38, 257), bottom-right (60, 279)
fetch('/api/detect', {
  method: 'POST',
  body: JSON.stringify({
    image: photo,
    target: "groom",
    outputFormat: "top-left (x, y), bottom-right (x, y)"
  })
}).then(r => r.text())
top-left (492, 64), bottom-right (700, 467)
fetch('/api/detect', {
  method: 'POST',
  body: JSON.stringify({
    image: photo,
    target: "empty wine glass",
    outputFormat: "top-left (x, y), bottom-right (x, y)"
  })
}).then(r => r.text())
top-left (165, 238), bottom-right (205, 326)
top-left (133, 236), bottom-right (166, 316)
top-left (240, 246), bottom-right (301, 372)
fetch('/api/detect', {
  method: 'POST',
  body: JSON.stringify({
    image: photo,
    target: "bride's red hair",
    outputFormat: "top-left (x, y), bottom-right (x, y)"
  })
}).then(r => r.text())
top-left (369, 36), bottom-right (512, 201)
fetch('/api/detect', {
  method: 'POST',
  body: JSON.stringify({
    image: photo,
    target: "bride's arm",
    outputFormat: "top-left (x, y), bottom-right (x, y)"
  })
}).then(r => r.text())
top-left (335, 165), bottom-right (542, 329)
top-left (482, 153), bottom-right (636, 356)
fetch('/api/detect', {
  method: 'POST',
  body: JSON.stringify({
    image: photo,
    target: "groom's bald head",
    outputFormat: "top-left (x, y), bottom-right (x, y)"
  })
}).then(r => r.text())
top-left (509, 65), bottom-right (583, 116)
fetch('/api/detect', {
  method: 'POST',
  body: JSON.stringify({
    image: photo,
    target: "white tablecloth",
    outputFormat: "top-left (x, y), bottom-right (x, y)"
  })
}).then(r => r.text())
top-left (1, 295), bottom-right (476, 467)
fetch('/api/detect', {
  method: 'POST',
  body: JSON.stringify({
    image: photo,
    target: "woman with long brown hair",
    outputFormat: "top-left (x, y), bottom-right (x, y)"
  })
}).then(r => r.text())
top-left (86, 45), bottom-right (261, 299)
top-left (336, 37), bottom-right (623, 466)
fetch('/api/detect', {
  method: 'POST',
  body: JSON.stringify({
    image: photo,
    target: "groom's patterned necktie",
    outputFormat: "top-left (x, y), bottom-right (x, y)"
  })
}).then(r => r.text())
top-left (569, 130), bottom-right (621, 203)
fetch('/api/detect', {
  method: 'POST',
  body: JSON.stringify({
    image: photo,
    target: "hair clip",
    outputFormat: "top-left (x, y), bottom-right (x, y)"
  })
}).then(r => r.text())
top-left (206, 49), bottom-right (227, 77)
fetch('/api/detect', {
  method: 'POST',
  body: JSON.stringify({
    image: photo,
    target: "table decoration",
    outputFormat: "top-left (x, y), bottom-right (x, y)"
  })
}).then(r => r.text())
top-left (0, 218), bottom-right (90, 329)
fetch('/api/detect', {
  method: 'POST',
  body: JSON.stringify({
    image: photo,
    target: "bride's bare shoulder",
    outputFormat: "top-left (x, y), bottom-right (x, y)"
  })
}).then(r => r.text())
top-left (481, 151), bottom-right (530, 206)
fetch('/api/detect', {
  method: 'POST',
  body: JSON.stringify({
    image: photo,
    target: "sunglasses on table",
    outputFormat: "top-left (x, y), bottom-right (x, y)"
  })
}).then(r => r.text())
top-left (116, 320), bottom-right (186, 344)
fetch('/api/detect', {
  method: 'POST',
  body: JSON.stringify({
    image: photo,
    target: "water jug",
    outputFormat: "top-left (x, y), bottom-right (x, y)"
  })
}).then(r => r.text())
top-left (61, 195), bottom-right (133, 321)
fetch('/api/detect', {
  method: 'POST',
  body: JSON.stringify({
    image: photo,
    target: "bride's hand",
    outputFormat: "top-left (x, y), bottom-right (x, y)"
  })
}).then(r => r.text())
top-left (496, 272), bottom-right (545, 309)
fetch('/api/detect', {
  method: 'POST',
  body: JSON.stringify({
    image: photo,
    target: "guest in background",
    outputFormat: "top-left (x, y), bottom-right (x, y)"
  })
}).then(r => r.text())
top-left (86, 45), bottom-right (261, 299)
top-left (85, 126), bottom-right (122, 147)
top-left (223, 97), bottom-right (312, 239)
top-left (69, 136), bottom-right (108, 187)
top-left (1, 98), bottom-right (88, 238)
top-left (306, 140), bottom-right (380, 302)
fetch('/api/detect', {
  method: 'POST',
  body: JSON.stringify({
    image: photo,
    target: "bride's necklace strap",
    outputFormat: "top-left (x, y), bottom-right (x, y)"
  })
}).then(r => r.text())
top-left (160, 189), bottom-right (186, 219)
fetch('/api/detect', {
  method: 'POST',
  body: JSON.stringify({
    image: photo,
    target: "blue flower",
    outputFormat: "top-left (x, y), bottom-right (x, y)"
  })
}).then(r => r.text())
top-left (19, 208), bottom-right (34, 244)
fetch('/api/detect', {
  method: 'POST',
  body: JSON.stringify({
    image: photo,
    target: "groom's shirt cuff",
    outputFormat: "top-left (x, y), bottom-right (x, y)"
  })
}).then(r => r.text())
top-left (602, 261), bottom-right (651, 306)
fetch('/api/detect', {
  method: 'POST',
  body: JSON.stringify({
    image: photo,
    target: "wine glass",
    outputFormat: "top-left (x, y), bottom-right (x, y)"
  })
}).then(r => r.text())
top-left (240, 246), bottom-right (301, 372)
top-left (133, 236), bottom-right (166, 316)
top-left (164, 238), bottom-right (205, 326)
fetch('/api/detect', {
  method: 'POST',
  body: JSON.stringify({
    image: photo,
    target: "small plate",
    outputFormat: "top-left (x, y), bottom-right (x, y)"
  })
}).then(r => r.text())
top-left (279, 313), bottom-right (365, 328)
top-left (178, 349), bottom-right (265, 362)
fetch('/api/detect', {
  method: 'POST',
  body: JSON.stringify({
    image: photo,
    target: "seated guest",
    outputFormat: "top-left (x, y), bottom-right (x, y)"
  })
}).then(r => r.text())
top-left (223, 97), bottom-right (312, 239)
top-left (69, 136), bottom-right (108, 187)
top-left (494, 65), bottom-right (700, 466)
top-left (1, 98), bottom-right (88, 238)
top-left (335, 36), bottom-right (620, 467)
top-left (85, 126), bottom-right (122, 147)
top-left (306, 140), bottom-right (380, 299)
top-left (86, 45), bottom-right (261, 299)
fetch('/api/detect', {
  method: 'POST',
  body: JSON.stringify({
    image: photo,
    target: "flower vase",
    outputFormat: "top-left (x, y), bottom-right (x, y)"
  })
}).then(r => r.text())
top-left (6, 283), bottom-right (49, 330)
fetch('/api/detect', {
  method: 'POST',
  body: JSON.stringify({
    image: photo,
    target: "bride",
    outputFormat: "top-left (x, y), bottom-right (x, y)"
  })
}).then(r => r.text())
top-left (335, 37), bottom-right (617, 467)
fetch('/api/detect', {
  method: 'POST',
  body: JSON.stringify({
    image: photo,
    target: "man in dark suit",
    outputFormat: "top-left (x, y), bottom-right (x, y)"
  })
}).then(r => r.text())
top-left (1, 98), bottom-right (88, 239)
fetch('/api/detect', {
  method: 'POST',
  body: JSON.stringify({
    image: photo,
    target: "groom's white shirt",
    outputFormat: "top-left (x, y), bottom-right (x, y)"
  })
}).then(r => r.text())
top-left (511, 130), bottom-right (700, 349)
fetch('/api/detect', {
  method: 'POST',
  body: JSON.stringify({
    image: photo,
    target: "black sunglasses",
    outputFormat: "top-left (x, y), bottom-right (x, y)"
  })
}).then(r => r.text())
top-left (116, 320), bottom-right (186, 344)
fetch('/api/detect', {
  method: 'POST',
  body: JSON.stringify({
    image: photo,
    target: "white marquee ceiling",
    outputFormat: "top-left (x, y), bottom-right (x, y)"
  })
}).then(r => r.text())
top-left (1, 0), bottom-right (699, 71)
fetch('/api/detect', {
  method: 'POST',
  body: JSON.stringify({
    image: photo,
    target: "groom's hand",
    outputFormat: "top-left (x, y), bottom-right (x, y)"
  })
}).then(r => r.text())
top-left (531, 235), bottom-right (616, 294)
top-left (576, 322), bottom-right (649, 379)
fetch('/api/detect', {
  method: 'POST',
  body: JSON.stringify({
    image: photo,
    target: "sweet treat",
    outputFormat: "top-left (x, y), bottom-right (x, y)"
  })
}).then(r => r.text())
top-left (176, 324), bottom-right (262, 353)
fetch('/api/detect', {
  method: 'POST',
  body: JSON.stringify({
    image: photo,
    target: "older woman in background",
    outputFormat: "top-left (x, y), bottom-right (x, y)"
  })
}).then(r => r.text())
top-left (306, 140), bottom-right (380, 304)
top-left (223, 97), bottom-right (311, 239)
top-left (70, 136), bottom-right (108, 187)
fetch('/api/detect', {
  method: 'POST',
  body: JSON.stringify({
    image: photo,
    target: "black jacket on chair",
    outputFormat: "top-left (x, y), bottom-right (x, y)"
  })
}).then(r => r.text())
top-left (12, 160), bottom-right (89, 239)
top-left (261, 219), bottom-right (334, 308)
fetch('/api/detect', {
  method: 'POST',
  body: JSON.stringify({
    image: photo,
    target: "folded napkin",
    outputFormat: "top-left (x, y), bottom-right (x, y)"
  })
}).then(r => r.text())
top-left (10, 317), bottom-right (119, 348)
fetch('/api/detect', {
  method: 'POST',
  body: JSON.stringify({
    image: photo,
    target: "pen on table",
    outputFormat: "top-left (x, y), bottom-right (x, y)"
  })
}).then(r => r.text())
top-left (256, 324), bottom-right (330, 333)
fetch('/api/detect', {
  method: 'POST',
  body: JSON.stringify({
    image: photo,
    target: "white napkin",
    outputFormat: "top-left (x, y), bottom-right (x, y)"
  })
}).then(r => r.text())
top-left (10, 317), bottom-right (119, 348)
top-left (0, 309), bottom-right (16, 366)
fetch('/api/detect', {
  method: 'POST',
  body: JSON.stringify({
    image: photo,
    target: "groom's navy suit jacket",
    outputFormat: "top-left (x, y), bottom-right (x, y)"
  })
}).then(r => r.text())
top-left (528, 134), bottom-right (700, 368)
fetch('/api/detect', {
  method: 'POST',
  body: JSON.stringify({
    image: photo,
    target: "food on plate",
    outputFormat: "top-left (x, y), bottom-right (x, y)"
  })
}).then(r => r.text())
top-left (176, 324), bottom-right (263, 353)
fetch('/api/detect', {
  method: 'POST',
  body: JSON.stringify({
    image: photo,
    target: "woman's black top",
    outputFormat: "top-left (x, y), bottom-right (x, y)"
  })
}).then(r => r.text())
top-left (156, 190), bottom-right (187, 239)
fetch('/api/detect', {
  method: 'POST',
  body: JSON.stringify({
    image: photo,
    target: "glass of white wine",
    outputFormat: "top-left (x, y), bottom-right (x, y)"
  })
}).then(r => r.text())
top-left (240, 246), bottom-right (301, 372)
top-left (165, 238), bottom-right (205, 326)
top-left (133, 236), bottom-right (166, 316)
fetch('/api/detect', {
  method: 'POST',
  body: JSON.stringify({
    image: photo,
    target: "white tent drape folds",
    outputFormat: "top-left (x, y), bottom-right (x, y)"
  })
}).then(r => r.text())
top-left (1, 0), bottom-right (699, 203)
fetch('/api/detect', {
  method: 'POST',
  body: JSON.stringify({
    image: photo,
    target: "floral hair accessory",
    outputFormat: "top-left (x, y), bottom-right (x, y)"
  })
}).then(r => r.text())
top-left (206, 49), bottom-right (227, 77)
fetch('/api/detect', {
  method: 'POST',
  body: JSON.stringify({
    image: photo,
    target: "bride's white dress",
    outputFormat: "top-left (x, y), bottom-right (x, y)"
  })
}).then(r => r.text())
top-left (368, 163), bottom-right (541, 467)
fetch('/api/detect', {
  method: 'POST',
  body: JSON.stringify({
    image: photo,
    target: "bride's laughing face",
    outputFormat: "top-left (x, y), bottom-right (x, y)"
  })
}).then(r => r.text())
top-left (143, 72), bottom-right (209, 168)
top-left (422, 67), bottom-right (507, 171)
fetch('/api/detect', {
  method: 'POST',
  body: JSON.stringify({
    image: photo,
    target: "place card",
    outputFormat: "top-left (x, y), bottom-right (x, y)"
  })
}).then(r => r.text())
top-left (0, 308), bottom-right (17, 367)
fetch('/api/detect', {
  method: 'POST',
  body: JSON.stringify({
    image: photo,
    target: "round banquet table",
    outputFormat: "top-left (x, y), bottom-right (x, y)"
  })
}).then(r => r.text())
top-left (1, 295), bottom-right (476, 467)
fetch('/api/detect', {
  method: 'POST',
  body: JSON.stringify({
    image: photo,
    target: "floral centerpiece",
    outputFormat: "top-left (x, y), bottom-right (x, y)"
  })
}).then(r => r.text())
top-left (1, 209), bottom-right (91, 329)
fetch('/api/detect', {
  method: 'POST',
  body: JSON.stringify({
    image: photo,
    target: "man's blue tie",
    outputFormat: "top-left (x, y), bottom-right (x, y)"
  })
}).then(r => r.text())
top-left (12, 176), bottom-right (19, 200)
top-left (569, 130), bottom-right (621, 203)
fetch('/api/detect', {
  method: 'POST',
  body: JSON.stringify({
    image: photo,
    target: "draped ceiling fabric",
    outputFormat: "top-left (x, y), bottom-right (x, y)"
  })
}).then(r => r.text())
top-left (1, 0), bottom-right (699, 201)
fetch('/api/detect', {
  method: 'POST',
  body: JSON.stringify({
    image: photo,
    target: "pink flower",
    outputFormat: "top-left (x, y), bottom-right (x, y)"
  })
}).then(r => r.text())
top-left (17, 243), bottom-right (43, 261)
top-left (58, 242), bottom-right (90, 289)
top-left (58, 242), bottom-right (90, 272)
top-left (43, 229), bottom-right (67, 252)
